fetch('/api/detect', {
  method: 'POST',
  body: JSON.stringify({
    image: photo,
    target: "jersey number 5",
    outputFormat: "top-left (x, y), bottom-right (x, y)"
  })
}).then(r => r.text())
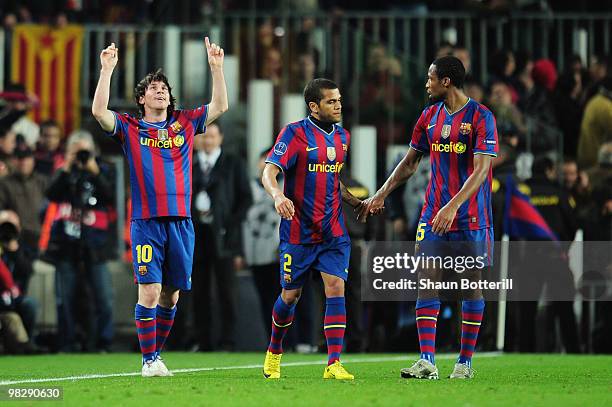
top-left (416, 223), bottom-right (426, 242)
top-left (136, 244), bottom-right (153, 263)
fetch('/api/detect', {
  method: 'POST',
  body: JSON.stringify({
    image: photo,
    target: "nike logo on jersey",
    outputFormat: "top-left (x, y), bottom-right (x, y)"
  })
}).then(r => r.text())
top-left (427, 124), bottom-right (436, 130)
top-left (306, 146), bottom-right (319, 151)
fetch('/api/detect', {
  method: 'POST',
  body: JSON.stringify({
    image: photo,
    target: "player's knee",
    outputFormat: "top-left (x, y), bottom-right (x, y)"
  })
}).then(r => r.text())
top-left (159, 288), bottom-right (179, 308)
top-left (324, 277), bottom-right (345, 297)
top-left (138, 284), bottom-right (161, 308)
top-left (281, 289), bottom-right (301, 305)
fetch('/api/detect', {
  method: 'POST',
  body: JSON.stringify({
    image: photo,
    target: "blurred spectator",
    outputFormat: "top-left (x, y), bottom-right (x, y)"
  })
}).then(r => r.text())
top-left (290, 52), bottom-right (318, 93)
top-left (464, 80), bottom-right (484, 104)
top-left (453, 45), bottom-right (472, 76)
top-left (577, 77), bottom-right (612, 169)
top-left (513, 52), bottom-right (559, 153)
top-left (435, 41), bottom-right (454, 58)
top-left (0, 83), bottom-right (40, 148)
top-left (0, 311), bottom-right (31, 353)
top-left (523, 156), bottom-right (580, 353)
top-left (532, 59), bottom-right (558, 92)
top-left (360, 45), bottom-right (408, 171)
top-left (491, 141), bottom-right (518, 237)
top-left (489, 49), bottom-right (518, 101)
top-left (243, 149), bottom-right (281, 339)
top-left (488, 80), bottom-right (527, 147)
top-left (526, 156), bottom-right (577, 241)
top-left (339, 172), bottom-right (370, 352)
top-left (0, 128), bottom-right (17, 177)
top-left (45, 131), bottom-right (115, 352)
top-left (584, 142), bottom-right (612, 241)
top-left (34, 120), bottom-right (65, 176)
top-left (191, 123), bottom-right (252, 350)
top-left (0, 210), bottom-right (38, 352)
top-left (0, 142), bottom-right (48, 270)
top-left (562, 158), bottom-right (590, 204)
top-left (554, 72), bottom-right (584, 157)
top-left (583, 54), bottom-right (610, 104)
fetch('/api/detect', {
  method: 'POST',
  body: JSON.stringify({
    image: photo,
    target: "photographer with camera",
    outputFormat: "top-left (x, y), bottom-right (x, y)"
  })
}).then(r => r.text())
top-left (45, 130), bottom-right (115, 352)
top-left (0, 210), bottom-right (38, 353)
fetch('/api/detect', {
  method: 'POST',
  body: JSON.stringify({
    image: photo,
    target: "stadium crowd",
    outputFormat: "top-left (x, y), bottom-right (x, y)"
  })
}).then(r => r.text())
top-left (0, 2), bottom-right (610, 356)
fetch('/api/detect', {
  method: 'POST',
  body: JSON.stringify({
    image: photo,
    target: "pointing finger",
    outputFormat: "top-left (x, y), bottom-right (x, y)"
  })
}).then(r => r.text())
top-left (205, 37), bottom-right (211, 50)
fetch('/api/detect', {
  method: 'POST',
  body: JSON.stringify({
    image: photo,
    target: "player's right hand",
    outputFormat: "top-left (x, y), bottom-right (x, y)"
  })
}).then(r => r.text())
top-left (274, 194), bottom-right (295, 220)
top-left (357, 194), bottom-right (385, 223)
top-left (100, 43), bottom-right (118, 70)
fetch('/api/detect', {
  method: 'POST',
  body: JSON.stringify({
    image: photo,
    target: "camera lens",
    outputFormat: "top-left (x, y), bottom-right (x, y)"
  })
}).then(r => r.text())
top-left (76, 150), bottom-right (91, 164)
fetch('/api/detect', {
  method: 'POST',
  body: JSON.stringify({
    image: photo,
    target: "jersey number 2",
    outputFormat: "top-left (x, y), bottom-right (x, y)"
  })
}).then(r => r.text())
top-left (283, 254), bottom-right (292, 273)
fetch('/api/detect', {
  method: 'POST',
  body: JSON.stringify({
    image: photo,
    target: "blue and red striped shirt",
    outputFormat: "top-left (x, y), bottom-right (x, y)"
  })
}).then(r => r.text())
top-left (410, 98), bottom-right (498, 231)
top-left (266, 117), bottom-right (350, 244)
top-left (107, 105), bottom-right (208, 219)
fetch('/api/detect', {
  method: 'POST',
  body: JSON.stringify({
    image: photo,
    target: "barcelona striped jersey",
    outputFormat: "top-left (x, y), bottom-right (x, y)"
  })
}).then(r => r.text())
top-left (410, 98), bottom-right (498, 231)
top-left (266, 117), bottom-right (350, 244)
top-left (107, 105), bottom-right (208, 219)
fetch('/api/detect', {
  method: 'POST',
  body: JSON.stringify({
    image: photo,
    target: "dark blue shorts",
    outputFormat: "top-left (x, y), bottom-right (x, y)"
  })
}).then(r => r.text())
top-left (131, 217), bottom-right (195, 290)
top-left (279, 235), bottom-right (351, 290)
top-left (415, 221), bottom-right (494, 267)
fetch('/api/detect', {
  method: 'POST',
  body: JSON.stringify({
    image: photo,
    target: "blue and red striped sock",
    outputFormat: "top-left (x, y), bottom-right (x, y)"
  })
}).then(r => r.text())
top-left (267, 295), bottom-right (296, 354)
top-left (416, 298), bottom-right (440, 365)
top-left (324, 296), bottom-right (346, 365)
top-left (135, 304), bottom-right (156, 364)
top-left (155, 305), bottom-right (176, 357)
top-left (458, 299), bottom-right (485, 367)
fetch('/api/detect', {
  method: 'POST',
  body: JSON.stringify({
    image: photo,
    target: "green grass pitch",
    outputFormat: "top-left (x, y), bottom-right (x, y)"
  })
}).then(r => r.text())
top-left (1, 353), bottom-right (610, 406)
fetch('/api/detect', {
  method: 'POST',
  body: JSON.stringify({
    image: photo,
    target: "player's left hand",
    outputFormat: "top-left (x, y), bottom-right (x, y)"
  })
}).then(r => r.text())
top-left (431, 202), bottom-right (459, 235)
top-left (205, 36), bottom-right (224, 69)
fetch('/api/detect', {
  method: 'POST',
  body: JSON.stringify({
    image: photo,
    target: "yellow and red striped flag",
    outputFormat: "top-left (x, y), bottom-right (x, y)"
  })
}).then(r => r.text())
top-left (11, 24), bottom-right (84, 135)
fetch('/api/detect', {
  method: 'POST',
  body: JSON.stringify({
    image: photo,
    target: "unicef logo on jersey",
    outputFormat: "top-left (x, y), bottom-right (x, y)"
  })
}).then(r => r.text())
top-left (274, 142), bottom-right (288, 156)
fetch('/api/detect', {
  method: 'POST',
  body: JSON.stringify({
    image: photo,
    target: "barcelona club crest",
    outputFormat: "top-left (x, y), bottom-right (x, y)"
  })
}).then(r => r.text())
top-left (459, 122), bottom-right (472, 135)
top-left (327, 147), bottom-right (336, 161)
top-left (138, 265), bottom-right (148, 275)
top-left (173, 135), bottom-right (185, 147)
top-left (157, 129), bottom-right (169, 141)
top-left (283, 273), bottom-right (292, 283)
top-left (441, 124), bottom-right (452, 139)
top-left (170, 121), bottom-right (183, 133)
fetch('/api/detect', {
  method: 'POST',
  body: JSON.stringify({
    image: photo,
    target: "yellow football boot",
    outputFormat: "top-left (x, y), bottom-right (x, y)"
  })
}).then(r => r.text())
top-left (263, 351), bottom-right (282, 379)
top-left (323, 361), bottom-right (354, 380)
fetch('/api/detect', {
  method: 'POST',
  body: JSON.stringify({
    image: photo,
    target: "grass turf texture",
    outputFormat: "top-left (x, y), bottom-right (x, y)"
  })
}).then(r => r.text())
top-left (1, 353), bottom-right (610, 406)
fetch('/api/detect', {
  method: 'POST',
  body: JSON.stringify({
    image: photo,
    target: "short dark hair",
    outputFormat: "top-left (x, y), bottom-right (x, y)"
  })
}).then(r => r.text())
top-left (303, 78), bottom-right (338, 111)
top-left (432, 56), bottom-right (466, 89)
top-left (532, 156), bottom-right (555, 174)
top-left (206, 121), bottom-right (223, 134)
top-left (134, 68), bottom-right (176, 118)
top-left (40, 119), bottom-right (60, 131)
top-left (0, 127), bottom-right (11, 139)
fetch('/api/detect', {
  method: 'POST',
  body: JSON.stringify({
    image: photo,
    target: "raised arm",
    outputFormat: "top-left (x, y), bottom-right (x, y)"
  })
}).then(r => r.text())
top-left (357, 147), bottom-right (423, 222)
top-left (92, 43), bottom-right (118, 132)
top-left (262, 163), bottom-right (294, 220)
top-left (204, 37), bottom-right (229, 126)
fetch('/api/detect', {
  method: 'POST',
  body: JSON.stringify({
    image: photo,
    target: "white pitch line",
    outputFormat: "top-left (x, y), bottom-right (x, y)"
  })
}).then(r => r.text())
top-left (0, 352), bottom-right (502, 386)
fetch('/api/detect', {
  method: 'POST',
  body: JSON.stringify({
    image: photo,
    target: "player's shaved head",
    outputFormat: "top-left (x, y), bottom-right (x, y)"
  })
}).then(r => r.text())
top-left (304, 78), bottom-right (339, 111)
top-left (134, 68), bottom-right (176, 117)
top-left (432, 56), bottom-right (466, 89)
